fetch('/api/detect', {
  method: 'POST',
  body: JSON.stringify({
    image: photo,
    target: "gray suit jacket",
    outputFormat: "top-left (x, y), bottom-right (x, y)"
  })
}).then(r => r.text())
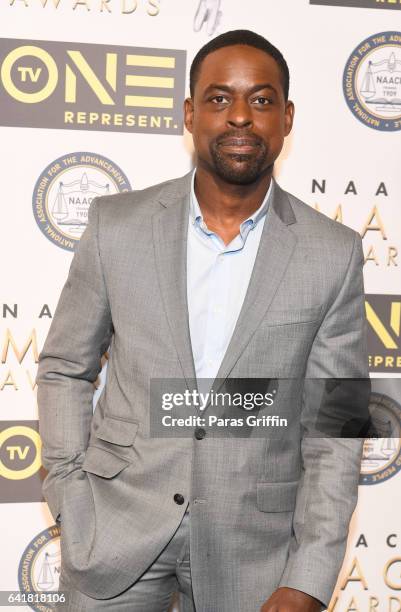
top-left (37, 172), bottom-right (368, 611)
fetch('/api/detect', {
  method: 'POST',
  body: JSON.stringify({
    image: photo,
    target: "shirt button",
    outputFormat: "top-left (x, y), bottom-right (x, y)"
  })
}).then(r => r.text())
top-left (174, 493), bottom-right (185, 505)
top-left (194, 428), bottom-right (206, 440)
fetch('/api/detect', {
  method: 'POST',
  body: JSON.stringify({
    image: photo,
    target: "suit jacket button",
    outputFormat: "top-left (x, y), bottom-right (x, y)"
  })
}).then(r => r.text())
top-left (174, 493), bottom-right (185, 505)
top-left (194, 427), bottom-right (206, 440)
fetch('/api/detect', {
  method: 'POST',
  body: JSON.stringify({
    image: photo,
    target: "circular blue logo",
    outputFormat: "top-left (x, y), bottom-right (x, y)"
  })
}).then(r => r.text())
top-left (33, 152), bottom-right (131, 251)
top-left (18, 525), bottom-right (61, 611)
top-left (360, 392), bottom-right (401, 485)
top-left (343, 32), bottom-right (401, 131)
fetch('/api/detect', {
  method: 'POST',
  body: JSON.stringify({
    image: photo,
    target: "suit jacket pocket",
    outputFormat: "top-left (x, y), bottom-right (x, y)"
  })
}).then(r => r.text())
top-left (262, 305), bottom-right (322, 327)
top-left (82, 416), bottom-right (139, 478)
top-left (256, 481), bottom-right (298, 512)
top-left (82, 446), bottom-right (130, 478)
top-left (94, 415), bottom-right (139, 445)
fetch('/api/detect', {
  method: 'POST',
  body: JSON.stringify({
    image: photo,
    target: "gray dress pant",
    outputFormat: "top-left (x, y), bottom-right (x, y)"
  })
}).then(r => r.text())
top-left (58, 508), bottom-right (195, 611)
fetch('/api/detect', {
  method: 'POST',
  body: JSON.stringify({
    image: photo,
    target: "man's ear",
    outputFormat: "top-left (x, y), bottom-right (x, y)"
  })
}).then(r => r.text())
top-left (184, 97), bottom-right (194, 133)
top-left (284, 100), bottom-right (295, 137)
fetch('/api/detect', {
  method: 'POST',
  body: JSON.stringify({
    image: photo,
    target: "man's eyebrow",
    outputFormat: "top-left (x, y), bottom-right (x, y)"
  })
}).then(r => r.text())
top-left (248, 83), bottom-right (278, 95)
top-left (203, 83), bottom-right (278, 96)
top-left (203, 84), bottom-right (232, 95)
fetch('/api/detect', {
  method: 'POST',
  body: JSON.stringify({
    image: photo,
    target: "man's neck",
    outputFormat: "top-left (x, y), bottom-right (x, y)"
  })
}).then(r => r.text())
top-left (193, 165), bottom-right (272, 229)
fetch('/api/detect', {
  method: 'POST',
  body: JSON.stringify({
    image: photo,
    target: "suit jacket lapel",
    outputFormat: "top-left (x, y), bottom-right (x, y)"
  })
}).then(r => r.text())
top-left (213, 180), bottom-right (298, 386)
top-left (152, 173), bottom-right (197, 385)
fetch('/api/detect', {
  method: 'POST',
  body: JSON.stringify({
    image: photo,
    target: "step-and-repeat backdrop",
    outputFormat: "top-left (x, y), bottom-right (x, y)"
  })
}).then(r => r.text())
top-left (1, 1), bottom-right (400, 610)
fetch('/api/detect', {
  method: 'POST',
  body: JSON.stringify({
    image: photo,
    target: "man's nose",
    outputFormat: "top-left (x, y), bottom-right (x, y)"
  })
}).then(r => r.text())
top-left (226, 99), bottom-right (253, 128)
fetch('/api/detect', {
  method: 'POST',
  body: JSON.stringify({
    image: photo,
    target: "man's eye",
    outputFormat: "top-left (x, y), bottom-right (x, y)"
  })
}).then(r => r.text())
top-left (254, 96), bottom-right (272, 105)
top-left (211, 95), bottom-right (228, 104)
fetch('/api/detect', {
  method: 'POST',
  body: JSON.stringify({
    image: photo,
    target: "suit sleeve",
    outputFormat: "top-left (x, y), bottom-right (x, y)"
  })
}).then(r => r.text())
top-left (36, 198), bottom-right (113, 522)
top-left (278, 231), bottom-right (368, 609)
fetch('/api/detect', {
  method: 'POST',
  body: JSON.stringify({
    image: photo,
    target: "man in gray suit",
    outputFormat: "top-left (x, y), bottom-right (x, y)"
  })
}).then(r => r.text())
top-left (37, 30), bottom-right (368, 611)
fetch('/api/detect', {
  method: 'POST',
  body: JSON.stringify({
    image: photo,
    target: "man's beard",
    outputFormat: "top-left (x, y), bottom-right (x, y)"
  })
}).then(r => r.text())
top-left (209, 131), bottom-right (268, 185)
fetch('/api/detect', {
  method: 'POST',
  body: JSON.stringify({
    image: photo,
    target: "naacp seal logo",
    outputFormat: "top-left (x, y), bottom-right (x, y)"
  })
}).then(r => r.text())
top-left (360, 393), bottom-right (401, 485)
top-left (33, 152), bottom-right (131, 251)
top-left (343, 32), bottom-right (401, 131)
top-left (18, 525), bottom-right (61, 611)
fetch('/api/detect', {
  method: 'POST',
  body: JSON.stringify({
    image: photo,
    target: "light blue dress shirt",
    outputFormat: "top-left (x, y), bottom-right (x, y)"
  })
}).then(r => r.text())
top-left (187, 171), bottom-right (272, 381)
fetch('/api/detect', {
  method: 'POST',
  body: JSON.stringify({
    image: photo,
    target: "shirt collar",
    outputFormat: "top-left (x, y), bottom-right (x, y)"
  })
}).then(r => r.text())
top-left (189, 168), bottom-right (272, 233)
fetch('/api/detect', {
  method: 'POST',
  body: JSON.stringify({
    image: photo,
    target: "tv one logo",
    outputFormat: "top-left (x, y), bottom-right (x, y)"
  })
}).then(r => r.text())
top-left (0, 39), bottom-right (186, 134)
top-left (0, 421), bottom-right (45, 502)
top-left (366, 295), bottom-right (401, 372)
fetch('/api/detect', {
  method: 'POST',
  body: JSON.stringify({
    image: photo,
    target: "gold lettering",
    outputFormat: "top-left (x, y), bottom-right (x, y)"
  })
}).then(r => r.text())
top-left (391, 302), bottom-right (401, 335)
top-left (389, 597), bottom-right (401, 612)
top-left (1, 329), bottom-right (39, 364)
top-left (125, 75), bottom-right (174, 89)
top-left (26, 370), bottom-right (37, 391)
top-left (150, 115), bottom-right (161, 128)
top-left (17, 66), bottom-right (41, 82)
top-left (364, 245), bottom-right (379, 266)
top-left (39, 0), bottom-right (62, 6)
top-left (345, 597), bottom-right (360, 612)
top-left (339, 557), bottom-right (368, 590)
top-left (105, 53), bottom-right (117, 90)
top-left (332, 204), bottom-right (343, 223)
top-left (0, 370), bottom-right (18, 391)
top-left (328, 596), bottom-right (339, 611)
top-left (62, 110), bottom-right (171, 128)
top-left (7, 445), bottom-right (29, 460)
top-left (121, 0), bottom-right (137, 12)
top-left (365, 302), bottom-right (399, 349)
top-left (65, 51), bottom-right (115, 104)
top-left (388, 246), bottom-right (398, 266)
top-left (384, 558), bottom-right (401, 590)
top-left (73, 0), bottom-right (90, 8)
top-left (100, 0), bottom-right (111, 11)
top-left (361, 206), bottom-right (387, 239)
top-left (147, 0), bottom-right (160, 15)
top-left (124, 95), bottom-right (173, 108)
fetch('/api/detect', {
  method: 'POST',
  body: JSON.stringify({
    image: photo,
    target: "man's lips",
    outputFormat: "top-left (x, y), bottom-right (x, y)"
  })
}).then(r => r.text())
top-left (217, 138), bottom-right (261, 153)
top-left (218, 138), bottom-right (261, 147)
